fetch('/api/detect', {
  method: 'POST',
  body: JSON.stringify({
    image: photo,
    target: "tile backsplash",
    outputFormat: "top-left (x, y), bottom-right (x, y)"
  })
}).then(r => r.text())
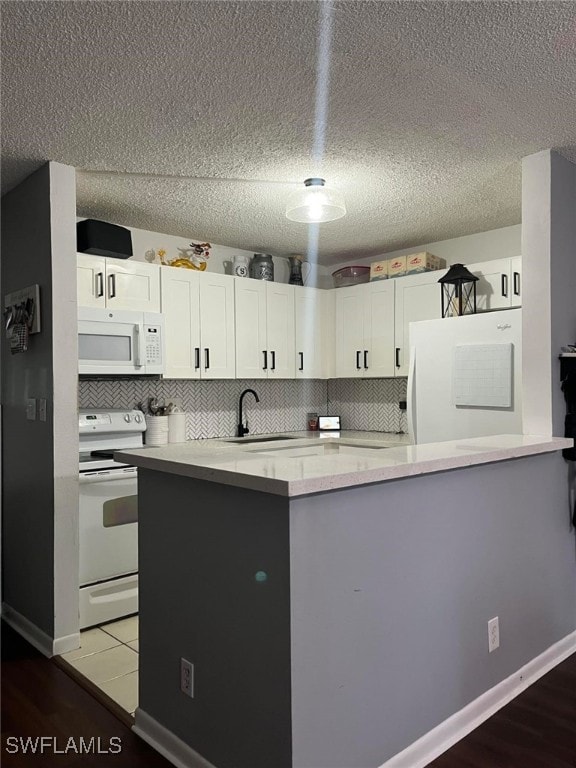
top-left (328, 378), bottom-right (407, 434)
top-left (79, 377), bottom-right (408, 439)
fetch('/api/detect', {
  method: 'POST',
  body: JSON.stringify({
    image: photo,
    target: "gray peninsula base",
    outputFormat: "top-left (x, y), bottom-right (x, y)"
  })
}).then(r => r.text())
top-left (137, 451), bottom-right (576, 768)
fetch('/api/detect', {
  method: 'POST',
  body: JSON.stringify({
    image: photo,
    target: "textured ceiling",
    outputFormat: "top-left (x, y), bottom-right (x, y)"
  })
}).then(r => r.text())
top-left (2, 1), bottom-right (575, 264)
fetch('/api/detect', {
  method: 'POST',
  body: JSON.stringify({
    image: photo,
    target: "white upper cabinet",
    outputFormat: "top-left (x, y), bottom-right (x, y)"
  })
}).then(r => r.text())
top-left (335, 285), bottom-right (366, 377)
top-left (235, 279), bottom-right (267, 379)
top-left (295, 287), bottom-right (332, 379)
top-left (266, 283), bottom-right (296, 379)
top-left (394, 272), bottom-right (443, 377)
top-left (510, 257), bottom-right (522, 308)
top-left (235, 280), bottom-right (295, 379)
top-left (335, 281), bottom-right (395, 378)
top-left (467, 257), bottom-right (522, 312)
top-left (161, 269), bottom-right (235, 379)
top-left (77, 253), bottom-right (161, 313)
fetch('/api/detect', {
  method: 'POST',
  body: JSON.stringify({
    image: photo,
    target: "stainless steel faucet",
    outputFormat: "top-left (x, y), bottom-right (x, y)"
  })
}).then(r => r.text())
top-left (237, 388), bottom-right (260, 437)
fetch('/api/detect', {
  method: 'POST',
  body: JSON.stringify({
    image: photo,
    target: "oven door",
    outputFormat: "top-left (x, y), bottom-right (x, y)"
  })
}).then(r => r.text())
top-left (79, 466), bottom-right (138, 586)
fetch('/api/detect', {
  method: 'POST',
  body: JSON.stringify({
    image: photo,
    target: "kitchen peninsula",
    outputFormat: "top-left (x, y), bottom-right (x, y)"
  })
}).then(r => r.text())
top-left (118, 432), bottom-right (574, 768)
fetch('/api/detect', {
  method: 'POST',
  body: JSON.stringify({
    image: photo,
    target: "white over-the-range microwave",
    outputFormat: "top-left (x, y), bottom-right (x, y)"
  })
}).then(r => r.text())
top-left (78, 307), bottom-right (165, 375)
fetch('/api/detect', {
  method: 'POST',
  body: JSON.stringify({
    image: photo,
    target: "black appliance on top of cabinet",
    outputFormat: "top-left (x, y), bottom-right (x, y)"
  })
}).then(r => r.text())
top-left (77, 219), bottom-right (133, 259)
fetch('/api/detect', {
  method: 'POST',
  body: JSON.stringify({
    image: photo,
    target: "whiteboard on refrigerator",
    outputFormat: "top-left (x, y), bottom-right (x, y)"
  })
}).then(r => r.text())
top-left (453, 343), bottom-right (513, 408)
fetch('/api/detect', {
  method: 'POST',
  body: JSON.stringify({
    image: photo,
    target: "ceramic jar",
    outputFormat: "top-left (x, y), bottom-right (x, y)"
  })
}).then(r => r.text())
top-left (251, 253), bottom-right (274, 281)
top-left (288, 254), bottom-right (304, 286)
top-left (232, 254), bottom-right (250, 278)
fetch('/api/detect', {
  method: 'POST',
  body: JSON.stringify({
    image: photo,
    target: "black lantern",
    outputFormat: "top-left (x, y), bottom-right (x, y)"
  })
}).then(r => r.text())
top-left (438, 264), bottom-right (479, 318)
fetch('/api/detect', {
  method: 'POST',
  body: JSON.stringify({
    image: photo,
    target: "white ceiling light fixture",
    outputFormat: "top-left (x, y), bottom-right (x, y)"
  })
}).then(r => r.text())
top-left (285, 178), bottom-right (346, 224)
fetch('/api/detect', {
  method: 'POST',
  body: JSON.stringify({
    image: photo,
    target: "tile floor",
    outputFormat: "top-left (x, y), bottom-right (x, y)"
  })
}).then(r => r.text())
top-left (61, 615), bottom-right (139, 716)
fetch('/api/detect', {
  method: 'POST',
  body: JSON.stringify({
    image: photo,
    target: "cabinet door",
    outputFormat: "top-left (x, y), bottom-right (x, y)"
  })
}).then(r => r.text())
top-left (510, 257), bottom-right (522, 308)
top-left (106, 260), bottom-right (161, 313)
top-left (363, 281), bottom-right (395, 377)
top-left (266, 283), bottom-right (295, 379)
top-left (394, 272), bottom-right (442, 376)
top-left (467, 258), bottom-right (512, 312)
top-left (295, 286), bottom-right (324, 379)
top-left (160, 268), bottom-right (201, 379)
top-left (334, 285), bottom-right (365, 377)
top-left (199, 273), bottom-right (236, 379)
top-left (235, 279), bottom-right (267, 379)
top-left (77, 254), bottom-right (106, 308)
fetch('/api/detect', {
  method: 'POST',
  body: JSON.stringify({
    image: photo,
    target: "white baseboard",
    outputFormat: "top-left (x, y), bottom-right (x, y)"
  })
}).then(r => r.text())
top-left (133, 708), bottom-right (217, 768)
top-left (53, 631), bottom-right (81, 656)
top-left (380, 630), bottom-right (576, 768)
top-left (1, 603), bottom-right (80, 658)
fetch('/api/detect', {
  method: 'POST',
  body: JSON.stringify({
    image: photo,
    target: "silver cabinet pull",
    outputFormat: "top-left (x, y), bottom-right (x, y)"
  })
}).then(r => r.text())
top-left (108, 273), bottom-right (116, 299)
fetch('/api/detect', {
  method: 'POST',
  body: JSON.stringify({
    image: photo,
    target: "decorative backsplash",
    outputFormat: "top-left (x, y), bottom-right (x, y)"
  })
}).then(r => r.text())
top-left (328, 378), bottom-right (407, 434)
top-left (79, 377), bottom-right (408, 439)
top-left (79, 379), bottom-right (327, 440)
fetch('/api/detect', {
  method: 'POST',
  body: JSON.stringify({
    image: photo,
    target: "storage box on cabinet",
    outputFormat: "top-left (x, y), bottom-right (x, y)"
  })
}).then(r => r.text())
top-left (77, 253), bottom-right (160, 313)
top-left (235, 280), bottom-right (295, 379)
top-left (335, 281), bottom-right (395, 378)
top-left (161, 269), bottom-right (235, 379)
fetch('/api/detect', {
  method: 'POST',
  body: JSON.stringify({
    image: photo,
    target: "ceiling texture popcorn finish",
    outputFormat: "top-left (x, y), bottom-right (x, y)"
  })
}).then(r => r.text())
top-left (1, 1), bottom-right (576, 264)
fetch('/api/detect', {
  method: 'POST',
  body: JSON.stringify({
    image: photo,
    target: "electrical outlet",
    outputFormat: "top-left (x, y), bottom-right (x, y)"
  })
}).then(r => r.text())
top-left (180, 658), bottom-right (194, 697)
top-left (488, 616), bottom-right (500, 653)
top-left (26, 398), bottom-right (37, 421)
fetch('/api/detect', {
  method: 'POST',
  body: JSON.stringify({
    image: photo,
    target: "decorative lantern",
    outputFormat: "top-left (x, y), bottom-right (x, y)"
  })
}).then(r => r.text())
top-left (438, 263), bottom-right (479, 318)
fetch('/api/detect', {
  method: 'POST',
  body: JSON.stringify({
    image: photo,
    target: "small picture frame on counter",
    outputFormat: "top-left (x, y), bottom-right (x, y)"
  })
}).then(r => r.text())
top-left (318, 415), bottom-right (341, 431)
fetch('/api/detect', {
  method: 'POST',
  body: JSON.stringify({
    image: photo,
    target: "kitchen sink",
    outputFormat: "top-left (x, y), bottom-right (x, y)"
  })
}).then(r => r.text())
top-left (226, 435), bottom-right (299, 444)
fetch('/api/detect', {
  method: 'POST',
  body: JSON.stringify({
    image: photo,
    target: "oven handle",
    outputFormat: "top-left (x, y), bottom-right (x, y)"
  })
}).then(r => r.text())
top-left (79, 468), bottom-right (137, 484)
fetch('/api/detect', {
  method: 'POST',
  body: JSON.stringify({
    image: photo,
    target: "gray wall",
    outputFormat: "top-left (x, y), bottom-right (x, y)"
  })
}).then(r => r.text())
top-left (1, 162), bottom-right (78, 644)
top-left (2, 165), bottom-right (55, 634)
top-left (138, 470), bottom-right (293, 768)
top-left (522, 150), bottom-right (576, 435)
top-left (289, 454), bottom-right (576, 767)
top-left (549, 152), bottom-right (576, 436)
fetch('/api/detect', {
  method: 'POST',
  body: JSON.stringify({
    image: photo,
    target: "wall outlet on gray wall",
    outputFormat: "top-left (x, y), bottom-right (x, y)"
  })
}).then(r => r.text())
top-left (488, 616), bottom-right (500, 652)
top-left (180, 657), bottom-right (194, 697)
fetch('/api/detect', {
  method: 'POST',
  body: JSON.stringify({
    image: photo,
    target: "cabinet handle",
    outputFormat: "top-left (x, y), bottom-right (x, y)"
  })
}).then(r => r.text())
top-left (501, 274), bottom-right (508, 298)
top-left (108, 273), bottom-right (116, 299)
top-left (263, 350), bottom-right (268, 370)
top-left (395, 348), bottom-right (401, 368)
top-left (96, 272), bottom-right (104, 297)
top-left (194, 347), bottom-right (200, 370)
top-left (271, 350), bottom-right (276, 370)
top-left (299, 352), bottom-right (304, 371)
top-left (513, 271), bottom-right (520, 296)
top-left (204, 348), bottom-right (210, 370)
top-left (356, 350), bottom-right (362, 370)
top-left (364, 350), bottom-right (368, 369)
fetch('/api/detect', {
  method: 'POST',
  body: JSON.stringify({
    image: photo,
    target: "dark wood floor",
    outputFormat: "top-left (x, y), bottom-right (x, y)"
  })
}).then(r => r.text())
top-left (1, 621), bottom-right (171, 767)
top-left (2, 619), bottom-right (576, 767)
top-left (428, 651), bottom-right (576, 768)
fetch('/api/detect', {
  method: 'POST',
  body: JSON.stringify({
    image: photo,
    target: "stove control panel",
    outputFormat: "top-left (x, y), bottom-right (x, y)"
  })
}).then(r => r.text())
top-left (79, 409), bottom-right (147, 434)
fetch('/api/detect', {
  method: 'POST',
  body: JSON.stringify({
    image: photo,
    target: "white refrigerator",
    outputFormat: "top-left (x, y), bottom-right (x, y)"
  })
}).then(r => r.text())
top-left (407, 308), bottom-right (522, 444)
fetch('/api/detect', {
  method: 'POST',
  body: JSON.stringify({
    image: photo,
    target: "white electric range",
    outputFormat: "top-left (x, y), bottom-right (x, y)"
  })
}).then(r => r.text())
top-left (78, 408), bottom-right (146, 629)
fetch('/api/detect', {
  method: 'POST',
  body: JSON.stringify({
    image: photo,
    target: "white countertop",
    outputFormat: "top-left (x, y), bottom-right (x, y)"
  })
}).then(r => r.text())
top-left (115, 430), bottom-right (573, 497)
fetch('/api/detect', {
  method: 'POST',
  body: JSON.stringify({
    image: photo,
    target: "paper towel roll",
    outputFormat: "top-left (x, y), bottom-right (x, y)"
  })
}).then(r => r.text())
top-left (168, 412), bottom-right (187, 443)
